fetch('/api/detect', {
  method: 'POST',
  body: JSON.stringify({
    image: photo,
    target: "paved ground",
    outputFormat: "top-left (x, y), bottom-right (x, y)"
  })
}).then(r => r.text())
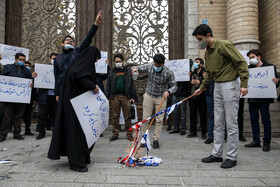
top-left (0, 125), bottom-right (280, 187)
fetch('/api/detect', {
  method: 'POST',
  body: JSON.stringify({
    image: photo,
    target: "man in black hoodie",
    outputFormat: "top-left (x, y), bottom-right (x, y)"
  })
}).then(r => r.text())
top-left (244, 49), bottom-right (279, 152)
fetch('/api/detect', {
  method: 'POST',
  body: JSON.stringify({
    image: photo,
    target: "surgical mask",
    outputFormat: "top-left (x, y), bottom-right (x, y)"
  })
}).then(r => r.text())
top-left (198, 40), bottom-right (207, 50)
top-left (193, 63), bottom-right (199, 70)
top-left (26, 66), bottom-right (31, 70)
top-left (115, 62), bottom-right (122, 68)
top-left (153, 65), bottom-right (163, 72)
top-left (64, 44), bottom-right (74, 50)
top-left (250, 57), bottom-right (259, 65)
top-left (17, 61), bottom-right (25, 66)
top-left (51, 59), bottom-right (54, 65)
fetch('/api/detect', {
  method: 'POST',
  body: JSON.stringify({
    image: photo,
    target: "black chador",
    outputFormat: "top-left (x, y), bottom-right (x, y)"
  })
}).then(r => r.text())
top-left (48, 46), bottom-right (101, 172)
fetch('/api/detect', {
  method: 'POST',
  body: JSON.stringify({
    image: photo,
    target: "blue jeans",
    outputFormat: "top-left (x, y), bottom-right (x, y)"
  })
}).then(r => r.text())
top-left (172, 95), bottom-right (187, 131)
top-left (249, 103), bottom-right (271, 143)
top-left (206, 95), bottom-right (214, 139)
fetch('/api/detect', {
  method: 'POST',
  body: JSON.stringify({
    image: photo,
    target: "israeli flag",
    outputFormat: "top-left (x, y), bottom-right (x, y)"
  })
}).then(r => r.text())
top-left (140, 130), bottom-right (151, 151)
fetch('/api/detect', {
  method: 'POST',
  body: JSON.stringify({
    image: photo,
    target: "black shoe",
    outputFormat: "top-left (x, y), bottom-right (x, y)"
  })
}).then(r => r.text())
top-left (244, 141), bottom-right (261, 147)
top-left (169, 130), bottom-right (180, 134)
top-left (0, 136), bottom-right (6, 142)
top-left (36, 133), bottom-right (45, 140)
top-left (180, 131), bottom-right (186, 135)
top-left (153, 140), bottom-right (159, 149)
top-left (202, 155), bottom-right (223, 163)
top-left (204, 138), bottom-right (213, 144)
top-left (187, 132), bottom-right (197, 138)
top-left (201, 134), bottom-right (207, 140)
top-left (100, 134), bottom-right (103, 137)
top-left (239, 134), bottom-right (246, 142)
top-left (24, 131), bottom-right (34, 136)
top-left (70, 166), bottom-right (88, 172)
top-left (46, 126), bottom-right (53, 131)
top-left (35, 128), bottom-right (39, 132)
top-left (14, 135), bottom-right (25, 140)
top-left (166, 126), bottom-right (171, 131)
top-left (263, 142), bottom-right (270, 152)
top-left (110, 135), bottom-right (118, 141)
top-left (220, 159), bottom-right (237, 169)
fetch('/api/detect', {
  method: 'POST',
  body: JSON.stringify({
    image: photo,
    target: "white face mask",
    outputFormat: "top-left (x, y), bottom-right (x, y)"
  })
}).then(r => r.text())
top-left (51, 59), bottom-right (54, 65)
top-left (250, 57), bottom-right (259, 65)
top-left (115, 62), bottom-right (122, 68)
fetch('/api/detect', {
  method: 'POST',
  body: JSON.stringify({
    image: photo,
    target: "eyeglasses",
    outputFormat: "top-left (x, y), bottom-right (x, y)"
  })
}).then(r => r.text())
top-left (115, 61), bottom-right (122, 63)
top-left (65, 39), bottom-right (73, 42)
top-left (18, 58), bottom-right (26, 62)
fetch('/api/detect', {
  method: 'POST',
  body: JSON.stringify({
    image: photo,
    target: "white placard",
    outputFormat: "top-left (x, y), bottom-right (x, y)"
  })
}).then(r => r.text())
top-left (239, 50), bottom-right (250, 65)
top-left (242, 66), bottom-right (277, 98)
top-left (119, 104), bottom-right (138, 125)
top-left (95, 51), bottom-right (108, 74)
top-left (0, 75), bottom-right (32, 103)
top-left (70, 88), bottom-right (109, 148)
top-left (34, 64), bottom-right (55, 89)
top-left (165, 59), bottom-right (190, 81)
top-left (0, 43), bottom-right (29, 65)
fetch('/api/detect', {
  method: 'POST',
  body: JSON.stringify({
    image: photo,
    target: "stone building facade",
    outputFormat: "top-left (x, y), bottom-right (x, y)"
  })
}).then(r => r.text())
top-left (1, 0), bottom-right (279, 136)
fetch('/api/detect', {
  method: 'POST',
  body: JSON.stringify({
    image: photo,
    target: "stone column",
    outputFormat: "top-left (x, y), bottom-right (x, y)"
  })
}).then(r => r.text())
top-left (227, 0), bottom-right (260, 50)
top-left (0, 0), bottom-right (5, 43)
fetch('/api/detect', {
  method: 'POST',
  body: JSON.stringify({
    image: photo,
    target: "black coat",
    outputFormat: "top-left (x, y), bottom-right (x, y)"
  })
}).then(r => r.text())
top-left (48, 46), bottom-right (101, 168)
top-left (248, 61), bottom-right (279, 103)
top-left (54, 24), bottom-right (98, 95)
top-left (173, 81), bottom-right (191, 97)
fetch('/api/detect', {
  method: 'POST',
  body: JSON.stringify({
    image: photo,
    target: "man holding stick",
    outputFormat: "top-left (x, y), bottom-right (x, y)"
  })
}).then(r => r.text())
top-left (132, 54), bottom-right (177, 149)
top-left (192, 24), bottom-right (249, 168)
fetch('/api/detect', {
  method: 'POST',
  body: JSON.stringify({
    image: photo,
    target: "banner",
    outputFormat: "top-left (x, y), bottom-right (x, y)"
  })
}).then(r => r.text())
top-left (165, 59), bottom-right (190, 81)
top-left (119, 104), bottom-right (138, 125)
top-left (0, 43), bottom-right (29, 65)
top-left (95, 51), bottom-right (108, 74)
top-left (0, 75), bottom-right (32, 103)
top-left (34, 64), bottom-right (55, 89)
top-left (242, 66), bottom-right (277, 98)
top-left (70, 88), bottom-right (109, 148)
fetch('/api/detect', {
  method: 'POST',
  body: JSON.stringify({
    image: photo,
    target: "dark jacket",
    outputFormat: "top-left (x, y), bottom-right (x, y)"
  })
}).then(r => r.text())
top-left (248, 61), bottom-right (279, 103)
top-left (54, 24), bottom-right (98, 95)
top-left (106, 67), bottom-right (138, 102)
top-left (0, 63), bottom-right (32, 79)
top-left (37, 89), bottom-right (55, 105)
top-left (190, 67), bottom-right (206, 100)
top-left (174, 81), bottom-right (191, 97)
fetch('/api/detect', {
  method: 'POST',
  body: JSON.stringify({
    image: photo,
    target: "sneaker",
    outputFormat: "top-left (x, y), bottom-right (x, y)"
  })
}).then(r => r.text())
top-left (204, 138), bottom-right (213, 144)
top-left (244, 141), bottom-right (261, 147)
top-left (110, 135), bottom-right (118, 141)
top-left (14, 135), bottom-right (25, 140)
top-left (187, 132), bottom-right (197, 138)
top-left (220, 159), bottom-right (237, 169)
top-left (127, 134), bottom-right (134, 141)
top-left (202, 155), bottom-right (223, 163)
top-left (180, 131), bottom-right (186, 135)
top-left (201, 133), bottom-right (207, 140)
top-left (153, 140), bottom-right (159, 149)
top-left (263, 142), bottom-right (270, 152)
top-left (166, 126), bottom-right (171, 131)
top-left (169, 130), bottom-right (180, 134)
top-left (239, 134), bottom-right (246, 142)
top-left (36, 133), bottom-right (45, 140)
top-left (0, 136), bottom-right (6, 142)
top-left (24, 131), bottom-right (34, 136)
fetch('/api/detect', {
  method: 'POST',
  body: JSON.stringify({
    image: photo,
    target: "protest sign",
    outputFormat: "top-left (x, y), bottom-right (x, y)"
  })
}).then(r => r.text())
top-left (165, 59), bottom-right (190, 81)
top-left (70, 88), bottom-right (109, 148)
top-left (0, 75), bottom-right (32, 103)
top-left (34, 64), bottom-right (55, 89)
top-left (0, 43), bottom-right (29, 65)
top-left (119, 104), bottom-right (138, 125)
top-left (95, 51), bottom-right (108, 74)
top-left (242, 66), bottom-right (277, 98)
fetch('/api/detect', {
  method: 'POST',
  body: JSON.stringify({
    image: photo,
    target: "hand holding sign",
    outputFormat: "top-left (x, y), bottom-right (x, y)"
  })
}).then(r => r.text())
top-left (95, 51), bottom-right (108, 74)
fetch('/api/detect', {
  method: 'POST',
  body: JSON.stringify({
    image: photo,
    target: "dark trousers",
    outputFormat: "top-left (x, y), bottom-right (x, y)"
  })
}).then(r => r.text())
top-left (23, 103), bottom-right (33, 132)
top-left (0, 103), bottom-right (26, 137)
top-left (249, 102), bottom-right (271, 143)
top-left (38, 95), bottom-right (57, 134)
top-left (189, 99), bottom-right (207, 134)
top-left (238, 98), bottom-right (244, 135)
top-left (172, 95), bottom-right (187, 131)
top-left (0, 102), bottom-right (3, 127)
top-left (206, 95), bottom-right (214, 139)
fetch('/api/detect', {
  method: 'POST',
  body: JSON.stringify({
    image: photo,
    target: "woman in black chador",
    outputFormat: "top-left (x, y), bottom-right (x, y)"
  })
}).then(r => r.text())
top-left (48, 46), bottom-right (101, 172)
